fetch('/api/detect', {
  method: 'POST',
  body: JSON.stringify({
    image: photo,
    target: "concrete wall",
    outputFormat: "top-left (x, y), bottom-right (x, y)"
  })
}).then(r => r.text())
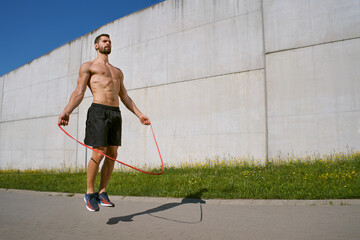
top-left (0, 0), bottom-right (359, 170)
top-left (263, 0), bottom-right (360, 157)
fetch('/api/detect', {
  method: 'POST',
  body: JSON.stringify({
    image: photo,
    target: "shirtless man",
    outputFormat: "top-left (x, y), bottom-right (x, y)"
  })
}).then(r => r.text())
top-left (58, 34), bottom-right (150, 212)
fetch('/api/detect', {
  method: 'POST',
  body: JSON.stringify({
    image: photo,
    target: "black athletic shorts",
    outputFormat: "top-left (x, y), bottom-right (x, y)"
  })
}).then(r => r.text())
top-left (84, 103), bottom-right (122, 147)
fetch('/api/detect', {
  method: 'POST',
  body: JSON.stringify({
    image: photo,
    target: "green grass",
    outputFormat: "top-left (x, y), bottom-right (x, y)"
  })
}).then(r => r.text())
top-left (1, 152), bottom-right (359, 199)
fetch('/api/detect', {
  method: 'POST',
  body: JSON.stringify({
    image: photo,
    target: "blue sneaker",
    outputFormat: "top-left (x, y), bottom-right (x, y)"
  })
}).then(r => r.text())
top-left (99, 192), bottom-right (115, 207)
top-left (84, 193), bottom-right (100, 212)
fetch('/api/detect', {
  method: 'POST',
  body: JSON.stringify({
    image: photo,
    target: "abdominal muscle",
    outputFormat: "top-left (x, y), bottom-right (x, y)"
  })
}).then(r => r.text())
top-left (88, 75), bottom-right (120, 107)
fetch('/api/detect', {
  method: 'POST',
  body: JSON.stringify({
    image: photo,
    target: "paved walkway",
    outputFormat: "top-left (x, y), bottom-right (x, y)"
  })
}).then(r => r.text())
top-left (1, 189), bottom-right (359, 240)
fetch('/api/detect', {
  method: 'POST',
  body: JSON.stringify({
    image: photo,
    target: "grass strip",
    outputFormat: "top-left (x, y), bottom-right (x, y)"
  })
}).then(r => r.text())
top-left (0, 152), bottom-right (359, 199)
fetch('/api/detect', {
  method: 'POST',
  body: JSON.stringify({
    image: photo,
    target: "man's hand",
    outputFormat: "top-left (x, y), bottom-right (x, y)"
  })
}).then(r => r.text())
top-left (58, 113), bottom-right (70, 126)
top-left (139, 114), bottom-right (151, 125)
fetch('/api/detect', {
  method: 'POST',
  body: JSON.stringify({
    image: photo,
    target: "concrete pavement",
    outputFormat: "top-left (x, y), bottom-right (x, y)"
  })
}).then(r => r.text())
top-left (0, 189), bottom-right (359, 240)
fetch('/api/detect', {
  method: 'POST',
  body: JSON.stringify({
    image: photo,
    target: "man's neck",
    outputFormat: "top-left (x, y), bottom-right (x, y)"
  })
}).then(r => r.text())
top-left (96, 53), bottom-right (109, 64)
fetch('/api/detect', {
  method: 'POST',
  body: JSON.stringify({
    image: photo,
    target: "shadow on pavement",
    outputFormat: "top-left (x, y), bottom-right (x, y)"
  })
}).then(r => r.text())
top-left (107, 189), bottom-right (207, 225)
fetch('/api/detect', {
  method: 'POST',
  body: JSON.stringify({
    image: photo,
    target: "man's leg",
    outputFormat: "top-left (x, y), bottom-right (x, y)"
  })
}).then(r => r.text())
top-left (99, 145), bottom-right (118, 194)
top-left (87, 147), bottom-right (106, 194)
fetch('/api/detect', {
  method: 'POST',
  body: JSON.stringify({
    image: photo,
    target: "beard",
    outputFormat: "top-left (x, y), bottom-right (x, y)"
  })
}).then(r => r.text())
top-left (99, 46), bottom-right (111, 54)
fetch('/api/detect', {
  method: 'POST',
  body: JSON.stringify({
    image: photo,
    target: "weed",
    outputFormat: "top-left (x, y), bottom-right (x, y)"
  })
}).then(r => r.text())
top-left (0, 152), bottom-right (359, 199)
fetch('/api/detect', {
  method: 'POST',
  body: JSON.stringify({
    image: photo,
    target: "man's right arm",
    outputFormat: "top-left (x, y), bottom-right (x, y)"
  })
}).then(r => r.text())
top-left (58, 62), bottom-right (91, 126)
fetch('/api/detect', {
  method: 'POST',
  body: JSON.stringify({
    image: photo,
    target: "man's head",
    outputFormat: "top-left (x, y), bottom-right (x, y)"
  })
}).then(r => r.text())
top-left (94, 34), bottom-right (111, 54)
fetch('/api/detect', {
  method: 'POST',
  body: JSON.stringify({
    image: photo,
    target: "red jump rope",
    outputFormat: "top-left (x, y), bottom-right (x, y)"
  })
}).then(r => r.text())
top-left (58, 123), bottom-right (164, 175)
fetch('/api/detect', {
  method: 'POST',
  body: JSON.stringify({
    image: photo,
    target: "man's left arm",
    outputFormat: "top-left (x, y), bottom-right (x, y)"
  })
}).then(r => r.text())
top-left (118, 71), bottom-right (151, 125)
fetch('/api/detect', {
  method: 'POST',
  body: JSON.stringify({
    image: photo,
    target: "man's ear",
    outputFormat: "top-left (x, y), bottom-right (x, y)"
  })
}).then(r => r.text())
top-left (94, 43), bottom-right (99, 51)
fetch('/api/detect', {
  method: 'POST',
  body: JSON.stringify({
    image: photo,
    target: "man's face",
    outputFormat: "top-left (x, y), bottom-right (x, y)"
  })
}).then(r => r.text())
top-left (96, 36), bottom-right (112, 54)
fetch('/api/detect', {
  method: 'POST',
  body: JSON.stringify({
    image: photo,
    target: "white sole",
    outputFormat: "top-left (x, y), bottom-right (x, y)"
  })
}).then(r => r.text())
top-left (100, 202), bottom-right (114, 207)
top-left (84, 196), bottom-right (98, 212)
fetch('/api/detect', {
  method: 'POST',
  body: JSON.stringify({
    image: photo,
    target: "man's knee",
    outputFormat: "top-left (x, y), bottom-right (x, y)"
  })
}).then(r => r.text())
top-left (91, 149), bottom-right (106, 164)
top-left (106, 147), bottom-right (118, 159)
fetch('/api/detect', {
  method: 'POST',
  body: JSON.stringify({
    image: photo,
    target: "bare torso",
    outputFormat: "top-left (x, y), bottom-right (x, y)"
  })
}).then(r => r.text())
top-left (58, 34), bottom-right (150, 128)
top-left (87, 60), bottom-right (122, 107)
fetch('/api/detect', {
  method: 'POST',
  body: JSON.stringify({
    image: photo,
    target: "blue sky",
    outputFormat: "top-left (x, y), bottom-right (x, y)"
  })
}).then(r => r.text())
top-left (0, 0), bottom-right (164, 77)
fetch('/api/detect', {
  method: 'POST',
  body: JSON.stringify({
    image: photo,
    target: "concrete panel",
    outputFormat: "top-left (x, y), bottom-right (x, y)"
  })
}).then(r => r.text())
top-left (46, 77), bottom-right (69, 116)
top-left (313, 39), bottom-right (360, 113)
top-left (28, 117), bottom-right (46, 150)
top-left (161, 131), bottom-right (266, 166)
top-left (267, 38), bottom-right (360, 157)
top-left (211, 70), bottom-right (266, 135)
top-left (14, 120), bottom-right (30, 147)
top-left (49, 44), bottom-right (70, 80)
top-left (182, 0), bottom-right (214, 30)
top-left (263, 0), bottom-right (360, 52)
top-left (214, 0), bottom-right (261, 21)
top-left (68, 38), bottom-right (82, 75)
top-left (43, 150), bottom-right (65, 169)
top-left (212, 132), bottom-right (266, 161)
top-left (0, 150), bottom-right (11, 169)
top-left (268, 115), bottom-right (319, 157)
top-left (317, 112), bottom-right (360, 153)
top-left (166, 0), bottom-right (185, 34)
top-left (0, 121), bottom-right (14, 150)
top-left (29, 77), bottom-right (68, 118)
top-left (168, 10), bottom-right (264, 83)
top-left (268, 112), bottom-right (360, 157)
top-left (132, 37), bottom-right (168, 88)
top-left (10, 150), bottom-right (28, 170)
top-left (164, 70), bottom-right (266, 162)
top-left (267, 38), bottom-right (360, 118)
top-left (111, 16), bottom-right (134, 49)
top-left (1, 83), bottom-right (16, 121)
top-left (131, 0), bottom-right (170, 44)
top-left (29, 82), bottom-right (48, 118)
top-left (2, 87), bottom-right (31, 121)
top-left (168, 23), bottom-right (213, 82)
top-left (3, 64), bottom-right (32, 92)
top-left (27, 150), bottom-right (45, 169)
top-left (29, 54), bottom-right (51, 85)
top-left (15, 87), bottom-right (31, 120)
top-left (213, 11), bottom-right (264, 78)
top-left (267, 47), bottom-right (316, 117)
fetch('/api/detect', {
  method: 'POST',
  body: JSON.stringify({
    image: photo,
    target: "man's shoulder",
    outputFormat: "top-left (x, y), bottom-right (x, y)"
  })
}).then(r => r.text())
top-left (110, 64), bottom-right (122, 73)
top-left (110, 65), bottom-right (123, 76)
top-left (80, 61), bottom-right (93, 72)
top-left (81, 61), bottom-right (94, 68)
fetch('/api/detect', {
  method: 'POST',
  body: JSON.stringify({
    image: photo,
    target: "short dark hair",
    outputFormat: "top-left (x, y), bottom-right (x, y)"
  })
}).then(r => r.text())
top-left (94, 34), bottom-right (110, 44)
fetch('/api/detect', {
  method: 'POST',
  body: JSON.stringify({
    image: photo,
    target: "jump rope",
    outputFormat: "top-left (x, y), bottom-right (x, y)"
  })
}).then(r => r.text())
top-left (58, 123), bottom-right (164, 175)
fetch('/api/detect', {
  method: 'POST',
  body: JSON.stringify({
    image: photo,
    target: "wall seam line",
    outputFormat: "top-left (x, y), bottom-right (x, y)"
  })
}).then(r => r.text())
top-left (265, 36), bottom-right (360, 55)
top-left (260, 0), bottom-right (269, 162)
top-left (127, 67), bottom-right (265, 91)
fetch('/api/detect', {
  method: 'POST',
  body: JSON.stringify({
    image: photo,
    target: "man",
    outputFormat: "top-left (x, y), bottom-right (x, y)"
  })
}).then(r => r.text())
top-left (58, 34), bottom-right (150, 212)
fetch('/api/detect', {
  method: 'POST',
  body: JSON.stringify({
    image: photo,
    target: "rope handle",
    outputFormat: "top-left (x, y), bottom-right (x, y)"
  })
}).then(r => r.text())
top-left (58, 123), bottom-right (164, 175)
